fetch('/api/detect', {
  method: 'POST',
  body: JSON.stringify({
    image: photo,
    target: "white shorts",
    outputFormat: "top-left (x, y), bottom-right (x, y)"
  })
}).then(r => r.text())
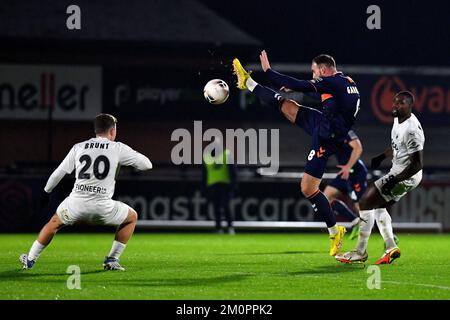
top-left (374, 170), bottom-right (422, 202)
top-left (56, 196), bottom-right (131, 226)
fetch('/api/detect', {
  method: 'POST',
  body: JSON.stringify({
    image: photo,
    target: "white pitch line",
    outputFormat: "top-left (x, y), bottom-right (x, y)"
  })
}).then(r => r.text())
top-left (383, 280), bottom-right (450, 291)
top-left (223, 272), bottom-right (450, 293)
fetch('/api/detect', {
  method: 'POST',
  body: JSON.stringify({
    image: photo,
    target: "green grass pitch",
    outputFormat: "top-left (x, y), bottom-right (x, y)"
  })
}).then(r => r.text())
top-left (1, 232), bottom-right (449, 300)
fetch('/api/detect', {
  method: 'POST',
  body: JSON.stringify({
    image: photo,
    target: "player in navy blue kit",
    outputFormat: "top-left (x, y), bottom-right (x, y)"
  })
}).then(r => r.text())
top-left (279, 89), bottom-right (366, 238)
top-left (233, 51), bottom-right (361, 256)
top-left (324, 131), bottom-right (367, 239)
top-left (284, 88), bottom-right (366, 236)
top-left (282, 91), bottom-right (367, 238)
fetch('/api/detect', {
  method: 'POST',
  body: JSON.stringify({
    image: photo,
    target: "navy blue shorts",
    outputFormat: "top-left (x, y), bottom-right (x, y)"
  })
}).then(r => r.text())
top-left (328, 160), bottom-right (368, 201)
top-left (294, 105), bottom-right (341, 179)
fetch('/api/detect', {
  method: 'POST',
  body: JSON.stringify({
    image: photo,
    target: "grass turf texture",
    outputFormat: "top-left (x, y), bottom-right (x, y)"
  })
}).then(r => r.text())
top-left (1, 233), bottom-right (449, 300)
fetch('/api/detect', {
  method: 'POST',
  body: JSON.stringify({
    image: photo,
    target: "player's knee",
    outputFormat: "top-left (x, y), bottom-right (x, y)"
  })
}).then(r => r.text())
top-left (281, 99), bottom-right (299, 123)
top-left (329, 199), bottom-right (338, 208)
top-left (47, 214), bottom-right (64, 232)
top-left (300, 182), bottom-right (317, 198)
top-left (301, 173), bottom-right (322, 198)
top-left (325, 191), bottom-right (336, 203)
top-left (127, 209), bottom-right (138, 224)
top-left (378, 209), bottom-right (392, 224)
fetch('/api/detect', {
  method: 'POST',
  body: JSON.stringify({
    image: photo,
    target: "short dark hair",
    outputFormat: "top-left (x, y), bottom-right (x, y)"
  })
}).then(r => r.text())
top-left (396, 91), bottom-right (415, 106)
top-left (312, 54), bottom-right (336, 68)
top-left (94, 113), bottom-right (117, 134)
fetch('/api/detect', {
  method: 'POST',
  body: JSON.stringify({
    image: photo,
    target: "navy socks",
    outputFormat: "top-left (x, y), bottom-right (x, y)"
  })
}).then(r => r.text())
top-left (253, 84), bottom-right (284, 112)
top-left (308, 190), bottom-right (336, 228)
top-left (331, 199), bottom-right (359, 222)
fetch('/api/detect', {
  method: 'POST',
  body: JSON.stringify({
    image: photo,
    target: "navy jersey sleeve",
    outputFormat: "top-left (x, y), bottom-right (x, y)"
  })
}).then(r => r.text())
top-left (266, 69), bottom-right (332, 93)
top-left (308, 77), bottom-right (334, 93)
top-left (303, 92), bottom-right (321, 100)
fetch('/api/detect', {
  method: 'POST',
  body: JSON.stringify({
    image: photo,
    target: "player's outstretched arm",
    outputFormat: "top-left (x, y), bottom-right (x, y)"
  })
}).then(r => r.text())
top-left (119, 143), bottom-right (153, 171)
top-left (128, 152), bottom-right (152, 171)
top-left (266, 69), bottom-right (318, 93)
top-left (44, 169), bottom-right (67, 193)
top-left (44, 147), bottom-right (75, 193)
top-left (133, 153), bottom-right (152, 171)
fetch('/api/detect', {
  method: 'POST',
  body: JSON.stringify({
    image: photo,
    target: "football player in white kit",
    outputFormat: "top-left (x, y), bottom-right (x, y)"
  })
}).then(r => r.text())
top-left (20, 114), bottom-right (152, 271)
top-left (336, 91), bottom-right (424, 264)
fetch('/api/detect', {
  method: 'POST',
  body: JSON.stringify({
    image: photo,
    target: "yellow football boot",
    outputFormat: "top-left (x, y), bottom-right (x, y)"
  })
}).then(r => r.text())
top-left (232, 58), bottom-right (252, 90)
top-left (329, 225), bottom-right (346, 256)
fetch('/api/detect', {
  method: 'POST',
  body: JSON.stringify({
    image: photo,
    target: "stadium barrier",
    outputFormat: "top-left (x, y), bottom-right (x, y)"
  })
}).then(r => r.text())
top-left (0, 172), bottom-right (448, 232)
top-left (136, 220), bottom-right (443, 232)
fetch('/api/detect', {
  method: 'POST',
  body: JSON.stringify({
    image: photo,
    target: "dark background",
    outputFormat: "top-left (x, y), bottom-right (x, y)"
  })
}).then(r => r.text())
top-left (200, 0), bottom-right (450, 66)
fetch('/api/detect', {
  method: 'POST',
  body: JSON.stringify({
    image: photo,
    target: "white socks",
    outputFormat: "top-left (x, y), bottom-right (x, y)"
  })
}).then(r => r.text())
top-left (375, 208), bottom-right (397, 250)
top-left (28, 240), bottom-right (46, 261)
top-left (246, 77), bottom-right (258, 92)
top-left (356, 210), bottom-right (375, 255)
top-left (108, 240), bottom-right (126, 259)
top-left (328, 225), bottom-right (339, 236)
top-left (28, 239), bottom-right (127, 262)
top-left (350, 217), bottom-right (360, 227)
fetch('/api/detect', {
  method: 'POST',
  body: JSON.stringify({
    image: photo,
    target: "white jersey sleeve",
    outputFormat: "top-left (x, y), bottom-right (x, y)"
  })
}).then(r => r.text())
top-left (118, 142), bottom-right (153, 170)
top-left (44, 146), bottom-right (76, 193)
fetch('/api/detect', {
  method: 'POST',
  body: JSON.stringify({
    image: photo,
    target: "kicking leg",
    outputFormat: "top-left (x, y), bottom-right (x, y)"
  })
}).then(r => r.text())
top-left (232, 58), bottom-right (301, 123)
